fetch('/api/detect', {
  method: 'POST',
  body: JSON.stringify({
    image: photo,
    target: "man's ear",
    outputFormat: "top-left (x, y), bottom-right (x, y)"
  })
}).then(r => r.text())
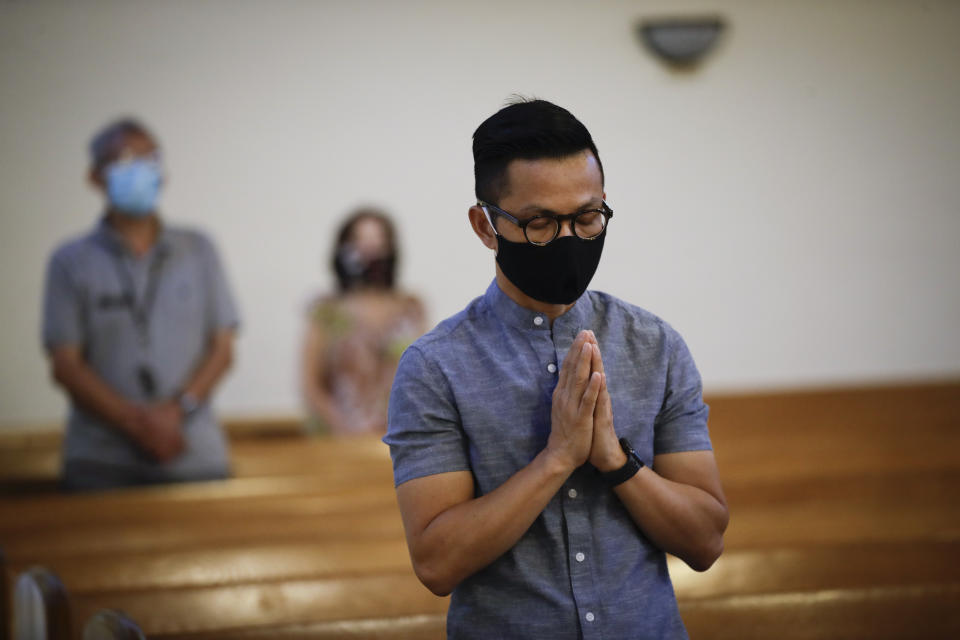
top-left (468, 205), bottom-right (498, 251)
top-left (88, 166), bottom-right (106, 193)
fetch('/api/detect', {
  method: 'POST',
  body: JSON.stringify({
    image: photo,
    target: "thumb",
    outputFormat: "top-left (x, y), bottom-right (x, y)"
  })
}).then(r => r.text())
top-left (594, 373), bottom-right (611, 419)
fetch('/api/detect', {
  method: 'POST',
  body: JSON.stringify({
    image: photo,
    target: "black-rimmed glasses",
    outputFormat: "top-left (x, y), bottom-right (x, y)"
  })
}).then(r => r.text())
top-left (478, 200), bottom-right (613, 246)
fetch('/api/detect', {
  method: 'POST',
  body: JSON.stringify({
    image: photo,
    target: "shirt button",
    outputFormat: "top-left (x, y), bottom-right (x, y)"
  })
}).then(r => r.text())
top-left (547, 363), bottom-right (557, 373)
top-left (585, 612), bottom-right (595, 622)
top-left (567, 488), bottom-right (578, 499)
top-left (575, 552), bottom-right (585, 562)
top-left (533, 316), bottom-right (544, 326)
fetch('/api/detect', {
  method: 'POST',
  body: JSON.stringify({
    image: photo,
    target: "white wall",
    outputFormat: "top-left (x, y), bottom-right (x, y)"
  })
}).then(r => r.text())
top-left (2, 0), bottom-right (958, 425)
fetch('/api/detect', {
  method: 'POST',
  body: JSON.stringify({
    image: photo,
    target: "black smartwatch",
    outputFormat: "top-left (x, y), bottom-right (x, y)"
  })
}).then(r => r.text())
top-left (600, 438), bottom-right (645, 487)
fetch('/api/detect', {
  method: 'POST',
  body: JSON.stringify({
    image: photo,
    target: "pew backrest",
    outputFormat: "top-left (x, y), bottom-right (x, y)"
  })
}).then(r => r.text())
top-left (82, 609), bottom-right (145, 640)
top-left (12, 567), bottom-right (69, 640)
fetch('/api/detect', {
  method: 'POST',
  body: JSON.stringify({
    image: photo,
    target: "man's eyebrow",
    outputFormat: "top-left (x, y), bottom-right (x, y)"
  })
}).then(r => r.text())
top-left (516, 197), bottom-right (604, 216)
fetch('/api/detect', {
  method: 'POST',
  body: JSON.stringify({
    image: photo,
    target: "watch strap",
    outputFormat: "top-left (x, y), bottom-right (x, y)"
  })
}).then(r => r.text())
top-left (600, 437), bottom-right (644, 487)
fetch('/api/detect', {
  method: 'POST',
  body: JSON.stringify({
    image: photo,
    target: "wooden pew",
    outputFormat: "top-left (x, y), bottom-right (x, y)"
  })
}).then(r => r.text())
top-left (1, 382), bottom-right (958, 639)
top-left (14, 541), bottom-right (960, 639)
top-left (170, 614), bottom-right (447, 640)
top-left (2, 509), bottom-right (404, 560)
top-left (0, 417), bottom-right (352, 493)
top-left (722, 469), bottom-right (960, 548)
top-left (679, 583), bottom-right (960, 640)
top-left (82, 609), bottom-right (145, 640)
top-left (10, 566), bottom-right (70, 640)
top-left (672, 381), bottom-right (960, 639)
top-left (6, 538), bottom-right (416, 594)
top-left (707, 381), bottom-right (960, 484)
top-left (66, 573), bottom-right (447, 640)
top-left (0, 468), bottom-right (397, 535)
top-left (674, 543), bottom-right (960, 639)
top-left (14, 537), bottom-right (960, 622)
top-left (0, 436), bottom-right (415, 639)
top-left (1, 547), bottom-right (9, 640)
top-left (669, 541), bottom-right (960, 599)
top-left (3, 381), bottom-right (956, 490)
top-left (0, 429), bottom-right (60, 494)
top-left (1, 496), bottom-right (443, 639)
top-left (2, 490), bottom-right (442, 640)
top-left (5, 541), bottom-right (446, 640)
top-left (6, 466), bottom-right (959, 588)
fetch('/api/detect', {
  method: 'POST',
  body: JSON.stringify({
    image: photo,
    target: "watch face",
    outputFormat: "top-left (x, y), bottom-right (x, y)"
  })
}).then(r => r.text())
top-left (618, 437), bottom-right (643, 469)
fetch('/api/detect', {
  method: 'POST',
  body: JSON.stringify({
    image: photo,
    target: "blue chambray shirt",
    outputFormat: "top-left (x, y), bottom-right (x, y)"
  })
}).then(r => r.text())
top-left (385, 280), bottom-right (712, 640)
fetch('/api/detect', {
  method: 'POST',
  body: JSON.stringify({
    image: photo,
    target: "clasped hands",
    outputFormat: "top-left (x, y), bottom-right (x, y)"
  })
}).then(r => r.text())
top-left (547, 330), bottom-right (628, 475)
top-left (125, 400), bottom-right (186, 462)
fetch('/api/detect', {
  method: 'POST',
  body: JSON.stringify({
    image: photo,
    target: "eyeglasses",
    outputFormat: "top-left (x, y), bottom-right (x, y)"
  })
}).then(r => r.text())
top-left (478, 200), bottom-right (613, 246)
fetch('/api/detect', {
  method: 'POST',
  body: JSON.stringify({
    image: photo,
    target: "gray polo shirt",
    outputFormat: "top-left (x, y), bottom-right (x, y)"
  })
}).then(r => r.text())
top-left (42, 217), bottom-right (240, 481)
top-left (385, 280), bottom-right (712, 640)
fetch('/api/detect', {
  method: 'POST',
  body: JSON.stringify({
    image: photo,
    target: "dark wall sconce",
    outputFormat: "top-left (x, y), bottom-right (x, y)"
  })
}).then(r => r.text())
top-left (636, 17), bottom-right (726, 69)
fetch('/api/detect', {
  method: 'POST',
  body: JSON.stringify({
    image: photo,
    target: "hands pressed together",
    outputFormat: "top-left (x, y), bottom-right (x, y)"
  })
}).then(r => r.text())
top-left (127, 401), bottom-right (186, 462)
top-left (547, 330), bottom-right (628, 475)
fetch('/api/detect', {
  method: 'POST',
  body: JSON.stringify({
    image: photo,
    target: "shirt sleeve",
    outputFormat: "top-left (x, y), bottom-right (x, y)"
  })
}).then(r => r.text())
top-left (653, 325), bottom-right (712, 455)
top-left (199, 234), bottom-right (240, 334)
top-left (41, 249), bottom-right (84, 351)
top-left (384, 344), bottom-right (471, 486)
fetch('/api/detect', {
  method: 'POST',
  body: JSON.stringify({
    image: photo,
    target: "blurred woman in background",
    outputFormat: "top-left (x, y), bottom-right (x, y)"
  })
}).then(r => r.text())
top-left (301, 209), bottom-right (425, 435)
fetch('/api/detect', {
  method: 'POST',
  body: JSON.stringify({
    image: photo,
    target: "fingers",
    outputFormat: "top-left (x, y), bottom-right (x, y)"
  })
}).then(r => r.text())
top-left (595, 372), bottom-right (611, 420)
top-left (556, 332), bottom-right (582, 387)
top-left (558, 330), bottom-right (591, 390)
top-left (158, 433), bottom-right (186, 462)
top-left (584, 333), bottom-right (608, 417)
top-left (578, 371), bottom-right (602, 415)
top-left (572, 340), bottom-right (594, 393)
top-left (556, 330), bottom-right (605, 411)
top-left (572, 331), bottom-right (602, 396)
top-left (590, 335), bottom-right (604, 376)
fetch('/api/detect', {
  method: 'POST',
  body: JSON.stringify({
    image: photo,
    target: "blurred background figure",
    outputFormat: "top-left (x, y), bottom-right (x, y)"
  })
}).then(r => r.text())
top-left (301, 209), bottom-right (425, 436)
top-left (42, 118), bottom-right (240, 491)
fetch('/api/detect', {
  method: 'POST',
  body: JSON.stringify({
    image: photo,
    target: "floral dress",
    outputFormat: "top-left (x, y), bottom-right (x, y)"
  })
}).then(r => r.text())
top-left (306, 293), bottom-right (424, 435)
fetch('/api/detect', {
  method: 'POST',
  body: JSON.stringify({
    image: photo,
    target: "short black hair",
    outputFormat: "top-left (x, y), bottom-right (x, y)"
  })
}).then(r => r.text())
top-left (472, 98), bottom-right (603, 204)
top-left (88, 118), bottom-right (155, 172)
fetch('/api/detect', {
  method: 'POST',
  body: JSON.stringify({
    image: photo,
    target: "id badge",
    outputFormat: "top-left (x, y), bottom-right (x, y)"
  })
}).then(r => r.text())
top-left (137, 366), bottom-right (157, 399)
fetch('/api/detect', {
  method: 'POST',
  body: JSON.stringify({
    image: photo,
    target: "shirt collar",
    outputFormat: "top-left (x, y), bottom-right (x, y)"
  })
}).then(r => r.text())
top-left (483, 279), bottom-right (593, 332)
top-left (93, 214), bottom-right (172, 257)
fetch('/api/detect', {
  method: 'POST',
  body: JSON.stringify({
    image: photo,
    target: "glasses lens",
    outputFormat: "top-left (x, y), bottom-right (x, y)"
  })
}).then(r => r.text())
top-left (524, 216), bottom-right (559, 245)
top-left (574, 211), bottom-right (608, 239)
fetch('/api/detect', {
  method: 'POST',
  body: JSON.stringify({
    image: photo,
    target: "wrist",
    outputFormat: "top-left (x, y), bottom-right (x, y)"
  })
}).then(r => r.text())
top-left (599, 438), bottom-right (645, 488)
top-left (540, 445), bottom-right (579, 478)
top-left (594, 448), bottom-right (628, 473)
top-left (118, 403), bottom-right (143, 435)
top-left (176, 390), bottom-right (201, 418)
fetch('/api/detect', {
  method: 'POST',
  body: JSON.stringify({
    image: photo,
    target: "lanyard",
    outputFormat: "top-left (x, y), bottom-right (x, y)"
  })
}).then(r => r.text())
top-left (110, 248), bottom-right (167, 348)
top-left (111, 248), bottom-right (167, 398)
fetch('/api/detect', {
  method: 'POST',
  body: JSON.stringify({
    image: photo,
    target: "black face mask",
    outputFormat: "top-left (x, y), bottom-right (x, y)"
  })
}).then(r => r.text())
top-left (334, 247), bottom-right (396, 291)
top-left (495, 229), bottom-right (605, 305)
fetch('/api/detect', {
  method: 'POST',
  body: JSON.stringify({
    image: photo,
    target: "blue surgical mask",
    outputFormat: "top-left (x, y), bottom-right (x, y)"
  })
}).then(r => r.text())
top-left (105, 158), bottom-right (163, 216)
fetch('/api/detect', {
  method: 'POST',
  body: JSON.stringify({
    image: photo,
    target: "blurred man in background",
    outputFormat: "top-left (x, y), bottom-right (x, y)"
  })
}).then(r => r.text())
top-left (42, 118), bottom-right (239, 491)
